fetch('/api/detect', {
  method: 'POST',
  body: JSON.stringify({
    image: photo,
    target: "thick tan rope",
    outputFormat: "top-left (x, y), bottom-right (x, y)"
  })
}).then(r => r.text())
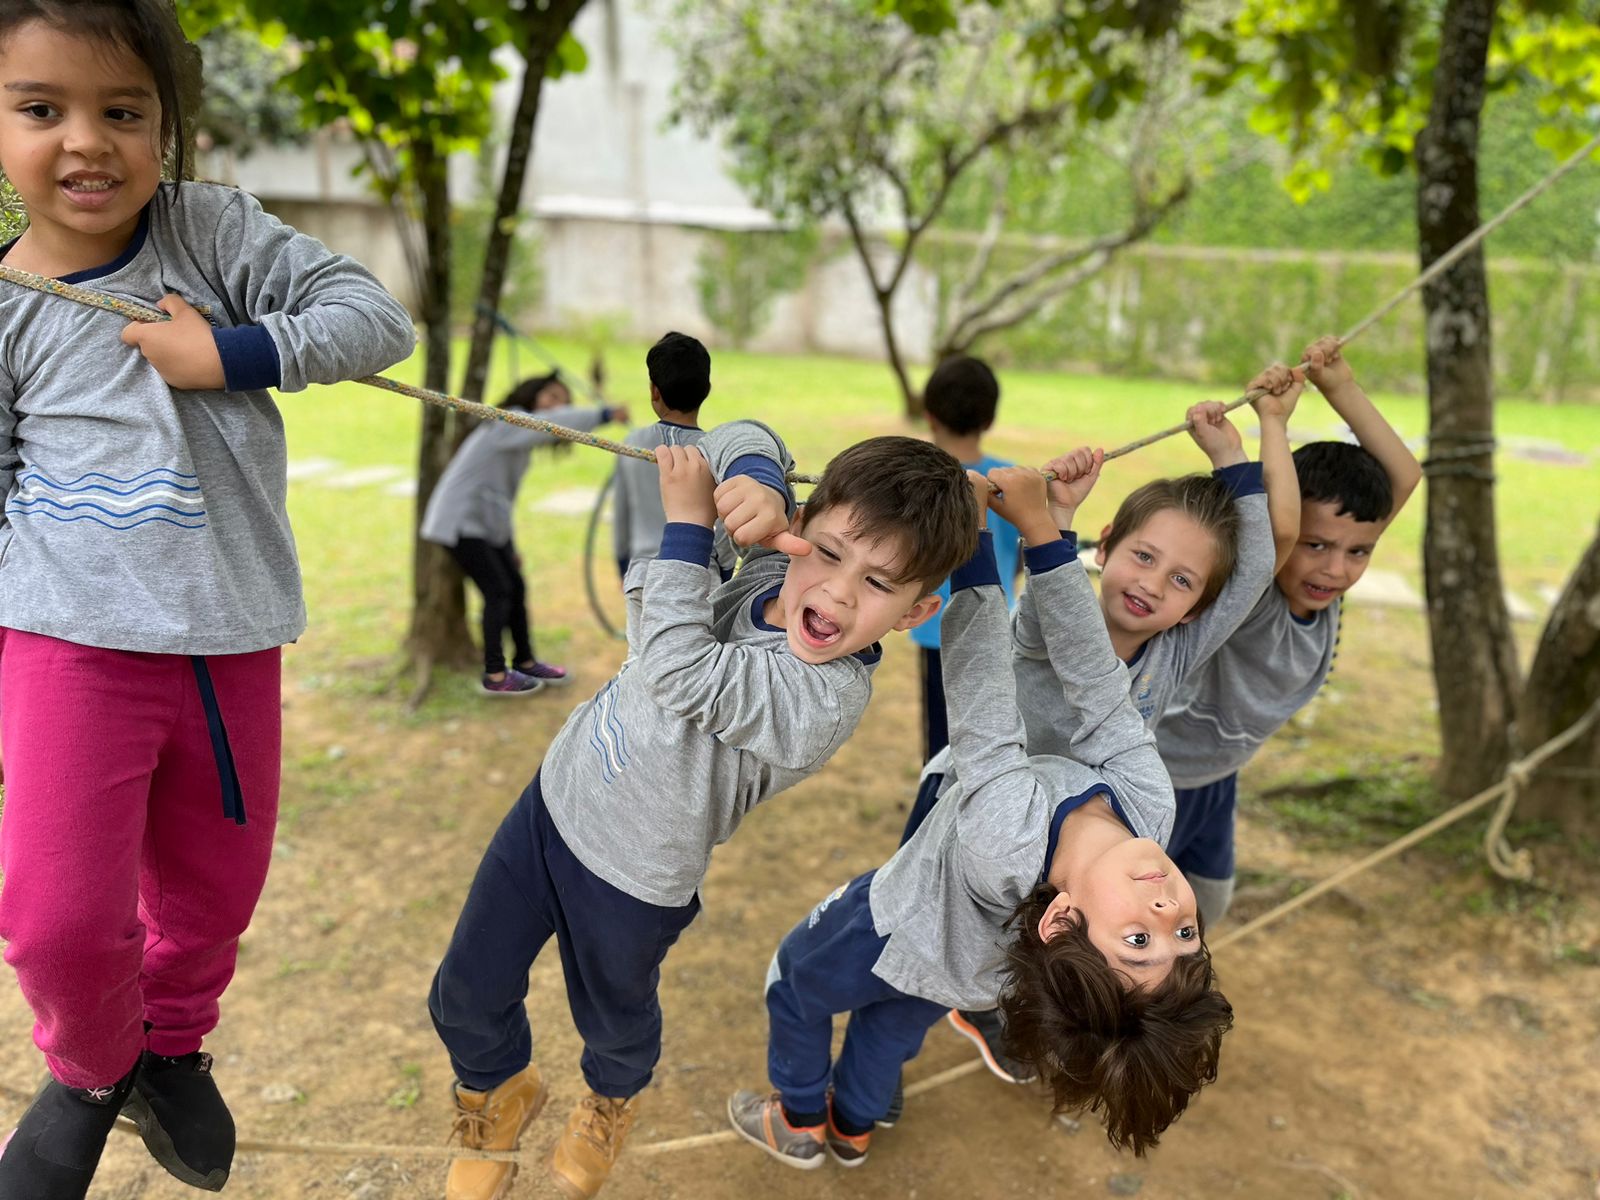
top-left (1, 128), bottom-right (1594, 485)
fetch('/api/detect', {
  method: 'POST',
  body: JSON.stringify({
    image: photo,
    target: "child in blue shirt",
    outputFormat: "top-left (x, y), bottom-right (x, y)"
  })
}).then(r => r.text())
top-left (909, 356), bottom-right (1022, 761)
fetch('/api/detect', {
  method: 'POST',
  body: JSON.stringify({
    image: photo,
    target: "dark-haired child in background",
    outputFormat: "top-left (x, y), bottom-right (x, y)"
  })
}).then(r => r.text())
top-left (614, 331), bottom-right (738, 652)
top-left (910, 356), bottom-right (1022, 760)
top-left (421, 373), bottom-right (627, 696)
top-left (1156, 336), bottom-right (1422, 925)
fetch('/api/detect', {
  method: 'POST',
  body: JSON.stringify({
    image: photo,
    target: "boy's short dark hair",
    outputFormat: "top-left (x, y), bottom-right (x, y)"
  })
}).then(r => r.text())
top-left (801, 436), bottom-right (978, 592)
top-left (922, 355), bottom-right (1000, 436)
top-left (997, 889), bottom-right (1233, 1156)
top-left (1293, 441), bottom-right (1393, 523)
top-left (1101, 475), bottom-right (1241, 615)
top-left (646, 331), bottom-right (712, 412)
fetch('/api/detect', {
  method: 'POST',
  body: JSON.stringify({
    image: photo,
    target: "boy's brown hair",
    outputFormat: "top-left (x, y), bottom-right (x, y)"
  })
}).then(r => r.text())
top-left (801, 436), bottom-right (978, 593)
top-left (996, 887), bottom-right (1233, 1155)
top-left (1101, 475), bottom-right (1242, 616)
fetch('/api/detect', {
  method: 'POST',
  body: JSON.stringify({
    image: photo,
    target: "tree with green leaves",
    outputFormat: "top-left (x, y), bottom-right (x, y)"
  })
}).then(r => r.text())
top-left (669, 0), bottom-right (1196, 417)
top-left (183, 2), bottom-right (590, 697)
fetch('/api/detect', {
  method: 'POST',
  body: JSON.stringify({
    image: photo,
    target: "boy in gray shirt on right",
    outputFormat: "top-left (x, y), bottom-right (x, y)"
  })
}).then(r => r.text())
top-left (613, 331), bottom-right (736, 650)
top-left (1157, 337), bottom-right (1422, 925)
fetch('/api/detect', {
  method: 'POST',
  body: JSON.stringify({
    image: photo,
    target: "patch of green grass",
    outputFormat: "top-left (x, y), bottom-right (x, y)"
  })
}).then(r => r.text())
top-left (385, 1062), bottom-right (423, 1110)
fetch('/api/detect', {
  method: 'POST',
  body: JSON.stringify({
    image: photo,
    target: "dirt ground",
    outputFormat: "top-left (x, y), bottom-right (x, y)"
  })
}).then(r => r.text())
top-left (3, 602), bottom-right (1598, 1200)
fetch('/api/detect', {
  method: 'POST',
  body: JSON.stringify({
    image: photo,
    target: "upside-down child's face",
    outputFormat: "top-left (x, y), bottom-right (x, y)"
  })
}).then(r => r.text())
top-left (1043, 837), bottom-right (1201, 991)
top-left (1275, 500), bottom-right (1384, 618)
top-left (1097, 509), bottom-right (1219, 647)
top-left (0, 22), bottom-right (163, 268)
top-left (768, 503), bottom-right (941, 665)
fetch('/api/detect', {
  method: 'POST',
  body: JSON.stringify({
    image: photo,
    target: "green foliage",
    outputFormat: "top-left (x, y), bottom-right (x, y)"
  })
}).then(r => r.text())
top-left (195, 27), bottom-right (304, 158)
top-left (450, 143), bottom-right (543, 329)
top-left (0, 177), bottom-right (22, 243)
top-left (938, 236), bottom-right (1600, 399)
top-left (694, 228), bottom-right (819, 349)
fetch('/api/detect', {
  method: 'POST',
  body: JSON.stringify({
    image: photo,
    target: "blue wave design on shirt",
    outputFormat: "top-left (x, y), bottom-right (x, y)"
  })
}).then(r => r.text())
top-left (13, 510), bottom-right (208, 530)
top-left (10, 464), bottom-right (207, 533)
top-left (23, 466), bottom-right (201, 490)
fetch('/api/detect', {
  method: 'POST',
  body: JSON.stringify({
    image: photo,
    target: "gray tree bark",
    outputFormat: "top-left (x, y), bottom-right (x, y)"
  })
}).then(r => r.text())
top-left (1414, 0), bottom-right (1520, 797)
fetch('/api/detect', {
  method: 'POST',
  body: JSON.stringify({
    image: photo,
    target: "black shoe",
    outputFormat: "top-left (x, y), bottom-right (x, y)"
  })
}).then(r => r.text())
top-left (877, 1074), bottom-right (904, 1129)
top-left (0, 1066), bottom-right (139, 1199)
top-left (947, 1008), bottom-right (1038, 1085)
top-left (121, 1050), bottom-right (233, 1191)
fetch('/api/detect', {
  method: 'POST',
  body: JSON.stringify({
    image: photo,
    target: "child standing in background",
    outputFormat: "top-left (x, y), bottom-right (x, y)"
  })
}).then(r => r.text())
top-left (0, 2), bottom-right (416, 1195)
top-left (421, 371), bottom-right (628, 695)
top-left (612, 331), bottom-right (737, 651)
top-left (910, 356), bottom-right (1022, 761)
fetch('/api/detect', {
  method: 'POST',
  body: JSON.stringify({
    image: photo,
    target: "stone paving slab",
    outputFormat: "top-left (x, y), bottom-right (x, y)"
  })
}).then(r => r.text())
top-left (320, 465), bottom-right (409, 489)
top-left (530, 487), bottom-right (605, 517)
top-left (285, 458), bottom-right (339, 481)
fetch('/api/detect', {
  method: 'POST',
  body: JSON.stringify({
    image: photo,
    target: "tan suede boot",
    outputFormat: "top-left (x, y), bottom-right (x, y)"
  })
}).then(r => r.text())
top-left (548, 1091), bottom-right (639, 1199)
top-left (445, 1065), bottom-right (548, 1200)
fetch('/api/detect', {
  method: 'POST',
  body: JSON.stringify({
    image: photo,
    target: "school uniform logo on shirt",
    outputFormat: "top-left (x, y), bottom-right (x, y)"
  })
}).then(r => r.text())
top-left (808, 881), bottom-right (849, 928)
top-left (11, 465), bottom-right (206, 531)
top-left (1134, 671), bottom-right (1156, 720)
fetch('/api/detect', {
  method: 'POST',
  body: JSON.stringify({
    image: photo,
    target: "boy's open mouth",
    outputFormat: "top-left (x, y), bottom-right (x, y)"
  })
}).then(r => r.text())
top-left (1121, 592), bottom-right (1153, 618)
top-left (1303, 582), bottom-right (1339, 602)
top-left (799, 606), bottom-right (841, 649)
top-left (59, 174), bottom-right (122, 210)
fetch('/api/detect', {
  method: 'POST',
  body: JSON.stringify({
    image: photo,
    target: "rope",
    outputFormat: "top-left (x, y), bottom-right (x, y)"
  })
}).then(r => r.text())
top-left (2, 700), bottom-right (1593, 1170)
top-left (1, 126), bottom-right (1595, 485)
top-left (1209, 697), bottom-right (1600, 952)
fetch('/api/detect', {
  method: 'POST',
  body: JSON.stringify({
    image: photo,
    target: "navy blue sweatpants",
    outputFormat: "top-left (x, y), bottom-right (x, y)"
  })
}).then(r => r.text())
top-left (765, 873), bottom-right (947, 1129)
top-left (1167, 773), bottom-right (1238, 880)
top-left (428, 772), bottom-right (700, 1098)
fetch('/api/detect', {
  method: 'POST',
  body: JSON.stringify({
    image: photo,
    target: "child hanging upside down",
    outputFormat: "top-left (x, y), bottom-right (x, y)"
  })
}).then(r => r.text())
top-left (905, 364), bottom-right (1303, 1082)
top-left (428, 425), bottom-right (978, 1200)
top-left (728, 453), bottom-right (1232, 1167)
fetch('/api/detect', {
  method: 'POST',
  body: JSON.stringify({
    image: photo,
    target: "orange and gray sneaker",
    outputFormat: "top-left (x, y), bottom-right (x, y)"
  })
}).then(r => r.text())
top-left (726, 1090), bottom-right (825, 1169)
top-left (549, 1090), bottom-right (639, 1198)
top-left (824, 1098), bottom-right (871, 1168)
top-left (947, 1008), bottom-right (1037, 1084)
top-left (445, 1064), bottom-right (548, 1200)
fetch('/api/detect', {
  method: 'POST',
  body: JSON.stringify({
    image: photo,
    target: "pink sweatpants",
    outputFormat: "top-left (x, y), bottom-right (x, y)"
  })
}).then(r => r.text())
top-left (0, 629), bottom-right (281, 1089)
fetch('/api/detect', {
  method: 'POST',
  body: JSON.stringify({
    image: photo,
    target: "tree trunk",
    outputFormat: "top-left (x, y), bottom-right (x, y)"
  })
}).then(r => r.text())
top-left (406, 140), bottom-right (477, 672)
top-left (1516, 521), bottom-right (1600, 829)
top-left (876, 287), bottom-right (920, 420)
top-left (457, 0), bottom-right (590, 418)
top-left (1414, 0), bottom-right (1519, 798)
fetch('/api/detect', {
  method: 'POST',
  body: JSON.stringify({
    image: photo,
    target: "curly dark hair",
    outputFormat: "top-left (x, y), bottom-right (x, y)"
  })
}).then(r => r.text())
top-left (995, 886), bottom-right (1233, 1156)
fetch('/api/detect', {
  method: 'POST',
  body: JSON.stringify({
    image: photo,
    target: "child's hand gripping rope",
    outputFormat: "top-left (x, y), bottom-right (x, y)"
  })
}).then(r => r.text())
top-left (989, 448), bottom-right (1102, 544)
top-left (1247, 361), bottom-right (1306, 424)
top-left (118, 294), bottom-right (226, 390)
top-left (1300, 334), bottom-right (1356, 399)
top-left (656, 444), bottom-right (719, 528)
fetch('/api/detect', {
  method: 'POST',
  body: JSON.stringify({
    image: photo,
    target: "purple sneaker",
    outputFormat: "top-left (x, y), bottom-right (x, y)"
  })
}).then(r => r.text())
top-left (480, 670), bottom-right (544, 697)
top-left (516, 661), bottom-right (571, 687)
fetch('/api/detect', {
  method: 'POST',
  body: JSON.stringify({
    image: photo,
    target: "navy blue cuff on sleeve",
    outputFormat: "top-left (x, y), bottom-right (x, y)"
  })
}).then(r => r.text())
top-left (213, 325), bottom-right (282, 392)
top-left (1213, 460), bottom-right (1265, 498)
top-left (950, 530), bottom-right (1001, 593)
top-left (659, 522), bottom-right (714, 566)
top-left (727, 454), bottom-right (790, 504)
top-left (1023, 532), bottom-right (1079, 575)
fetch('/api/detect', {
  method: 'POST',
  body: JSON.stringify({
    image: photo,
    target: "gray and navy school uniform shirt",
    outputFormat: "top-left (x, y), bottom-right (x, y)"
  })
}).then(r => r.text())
top-left (1018, 460), bottom-right (1274, 743)
top-left (1155, 586), bottom-right (1341, 789)
top-left (613, 420), bottom-right (737, 653)
top-left (0, 182), bottom-right (416, 655)
top-left (420, 403), bottom-right (613, 548)
top-left (867, 532), bottom-right (1174, 1010)
top-left (540, 420), bottom-right (882, 909)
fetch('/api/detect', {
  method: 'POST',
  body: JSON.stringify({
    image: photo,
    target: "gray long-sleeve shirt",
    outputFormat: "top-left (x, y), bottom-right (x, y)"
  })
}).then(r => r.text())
top-left (420, 404), bottom-right (611, 547)
top-left (613, 420), bottom-right (737, 652)
top-left (868, 536), bottom-right (1173, 1010)
top-left (0, 182), bottom-right (416, 655)
top-left (541, 420), bottom-right (879, 907)
top-left (1155, 587), bottom-right (1340, 788)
